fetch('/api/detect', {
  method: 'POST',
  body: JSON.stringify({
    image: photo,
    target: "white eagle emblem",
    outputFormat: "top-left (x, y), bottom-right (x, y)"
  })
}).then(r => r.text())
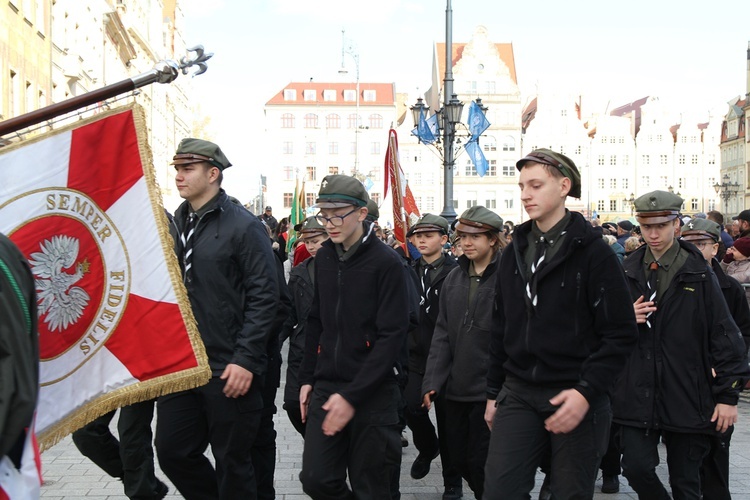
top-left (29, 235), bottom-right (91, 332)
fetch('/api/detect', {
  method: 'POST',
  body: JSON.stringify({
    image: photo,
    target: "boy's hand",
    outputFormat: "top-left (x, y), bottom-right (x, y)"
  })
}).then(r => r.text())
top-left (485, 399), bottom-right (497, 431)
top-left (634, 295), bottom-right (657, 324)
top-left (545, 389), bottom-right (589, 434)
top-left (219, 364), bottom-right (253, 398)
top-left (321, 393), bottom-right (355, 436)
top-left (422, 390), bottom-right (436, 410)
top-left (299, 384), bottom-right (313, 423)
top-left (711, 403), bottom-right (738, 433)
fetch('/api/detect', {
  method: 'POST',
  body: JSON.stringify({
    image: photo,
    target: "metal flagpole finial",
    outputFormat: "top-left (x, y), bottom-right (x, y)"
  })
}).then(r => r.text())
top-left (180, 45), bottom-right (214, 77)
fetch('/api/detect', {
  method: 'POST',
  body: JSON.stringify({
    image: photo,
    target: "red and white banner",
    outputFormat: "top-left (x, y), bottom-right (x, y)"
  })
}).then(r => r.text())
top-left (0, 105), bottom-right (209, 450)
top-left (0, 421), bottom-right (41, 499)
top-left (383, 129), bottom-right (420, 246)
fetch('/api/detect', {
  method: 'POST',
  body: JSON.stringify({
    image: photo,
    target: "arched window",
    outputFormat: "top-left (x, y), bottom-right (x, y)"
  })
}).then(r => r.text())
top-left (326, 114), bottom-right (341, 129)
top-left (304, 113), bottom-right (319, 128)
top-left (368, 114), bottom-right (383, 129)
top-left (347, 113), bottom-right (359, 129)
top-left (281, 113), bottom-right (295, 128)
top-left (502, 136), bottom-right (516, 151)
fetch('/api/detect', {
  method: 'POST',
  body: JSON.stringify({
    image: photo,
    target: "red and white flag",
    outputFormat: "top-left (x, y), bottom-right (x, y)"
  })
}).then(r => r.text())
top-left (0, 104), bottom-right (210, 451)
top-left (383, 129), bottom-right (420, 246)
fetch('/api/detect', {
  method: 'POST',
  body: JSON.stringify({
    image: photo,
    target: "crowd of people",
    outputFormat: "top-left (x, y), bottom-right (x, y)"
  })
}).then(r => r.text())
top-left (4, 137), bottom-right (750, 500)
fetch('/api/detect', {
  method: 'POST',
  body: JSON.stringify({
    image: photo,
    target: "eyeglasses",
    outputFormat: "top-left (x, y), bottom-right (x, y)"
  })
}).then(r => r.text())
top-left (691, 240), bottom-right (715, 249)
top-left (315, 208), bottom-right (359, 227)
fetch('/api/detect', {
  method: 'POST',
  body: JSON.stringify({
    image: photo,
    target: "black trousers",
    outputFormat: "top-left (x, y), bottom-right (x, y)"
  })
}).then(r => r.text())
top-left (700, 427), bottom-right (733, 500)
top-left (155, 377), bottom-right (263, 500)
top-left (283, 401), bottom-right (306, 436)
top-left (72, 399), bottom-right (160, 499)
top-left (299, 380), bottom-right (401, 500)
top-left (600, 423), bottom-right (621, 477)
top-left (443, 399), bottom-right (490, 498)
top-left (483, 379), bottom-right (611, 500)
top-left (619, 425), bottom-right (711, 500)
top-left (404, 370), bottom-right (462, 489)
top-left (252, 354), bottom-right (281, 500)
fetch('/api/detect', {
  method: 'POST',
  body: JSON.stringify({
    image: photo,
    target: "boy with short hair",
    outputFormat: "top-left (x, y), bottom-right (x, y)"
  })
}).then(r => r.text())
top-left (298, 175), bottom-right (410, 499)
top-left (484, 149), bottom-right (638, 498)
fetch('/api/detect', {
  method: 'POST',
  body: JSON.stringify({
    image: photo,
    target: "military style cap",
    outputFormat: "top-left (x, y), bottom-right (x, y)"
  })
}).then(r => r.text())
top-left (407, 214), bottom-right (450, 237)
top-left (516, 148), bottom-right (581, 199)
top-left (732, 209), bottom-right (750, 223)
top-left (681, 218), bottom-right (721, 242)
top-left (314, 175), bottom-right (369, 209)
top-left (634, 190), bottom-right (683, 225)
top-left (172, 138), bottom-right (232, 171)
top-left (365, 199), bottom-right (380, 222)
top-left (454, 206), bottom-right (504, 234)
top-left (294, 216), bottom-right (327, 239)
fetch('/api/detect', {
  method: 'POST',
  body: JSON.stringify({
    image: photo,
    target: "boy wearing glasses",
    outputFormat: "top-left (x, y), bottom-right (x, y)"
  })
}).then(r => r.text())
top-left (298, 175), bottom-right (410, 499)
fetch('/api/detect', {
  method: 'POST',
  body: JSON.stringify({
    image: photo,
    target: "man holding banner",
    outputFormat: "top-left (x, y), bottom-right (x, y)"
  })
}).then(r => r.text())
top-left (155, 138), bottom-right (279, 499)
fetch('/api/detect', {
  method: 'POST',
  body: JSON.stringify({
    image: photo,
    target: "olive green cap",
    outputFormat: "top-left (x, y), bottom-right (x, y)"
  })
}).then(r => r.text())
top-left (314, 175), bottom-right (369, 209)
top-left (365, 199), bottom-right (380, 222)
top-left (172, 138), bottom-right (232, 170)
top-left (634, 190), bottom-right (683, 225)
top-left (454, 206), bottom-right (504, 234)
top-left (516, 148), bottom-right (581, 198)
top-left (294, 216), bottom-right (327, 238)
top-left (681, 218), bottom-right (721, 242)
top-left (407, 214), bottom-right (450, 237)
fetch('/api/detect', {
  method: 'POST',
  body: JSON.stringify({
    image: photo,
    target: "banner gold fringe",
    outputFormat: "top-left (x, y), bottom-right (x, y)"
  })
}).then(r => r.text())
top-left (5, 104), bottom-right (211, 452)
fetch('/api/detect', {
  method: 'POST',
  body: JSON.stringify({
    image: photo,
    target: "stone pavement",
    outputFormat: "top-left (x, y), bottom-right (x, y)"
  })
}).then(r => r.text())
top-left (40, 368), bottom-right (750, 499)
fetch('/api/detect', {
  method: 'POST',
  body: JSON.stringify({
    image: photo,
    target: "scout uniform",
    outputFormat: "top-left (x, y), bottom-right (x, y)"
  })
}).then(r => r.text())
top-left (615, 191), bottom-right (749, 500)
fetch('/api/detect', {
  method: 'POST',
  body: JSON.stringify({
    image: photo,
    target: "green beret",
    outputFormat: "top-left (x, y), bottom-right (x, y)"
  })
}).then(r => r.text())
top-left (634, 190), bottom-right (683, 225)
top-left (681, 218), bottom-right (721, 242)
top-left (407, 213), bottom-right (449, 237)
top-left (315, 175), bottom-right (369, 208)
top-left (516, 148), bottom-right (581, 199)
top-left (294, 216), bottom-right (327, 238)
top-left (454, 206), bottom-right (504, 234)
top-left (365, 199), bottom-right (380, 222)
top-left (172, 138), bottom-right (232, 171)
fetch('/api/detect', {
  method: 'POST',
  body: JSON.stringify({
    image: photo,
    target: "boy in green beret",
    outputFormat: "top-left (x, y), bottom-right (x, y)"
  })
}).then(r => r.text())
top-left (484, 149), bottom-right (638, 498)
top-left (614, 191), bottom-right (749, 499)
top-left (297, 175), bottom-right (411, 498)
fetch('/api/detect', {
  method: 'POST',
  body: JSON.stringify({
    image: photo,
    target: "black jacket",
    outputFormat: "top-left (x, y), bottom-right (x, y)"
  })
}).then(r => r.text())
top-left (298, 223), bottom-right (410, 408)
top-left (487, 211), bottom-right (638, 403)
top-left (422, 254), bottom-right (498, 403)
top-left (407, 256), bottom-right (459, 374)
top-left (280, 257), bottom-right (315, 403)
top-left (0, 234), bottom-right (38, 463)
top-left (171, 190), bottom-right (279, 377)
top-left (613, 241), bottom-right (749, 433)
top-left (712, 258), bottom-right (750, 353)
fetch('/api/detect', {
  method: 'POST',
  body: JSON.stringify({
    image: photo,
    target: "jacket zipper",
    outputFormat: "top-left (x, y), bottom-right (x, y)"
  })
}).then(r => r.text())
top-left (334, 266), bottom-right (343, 378)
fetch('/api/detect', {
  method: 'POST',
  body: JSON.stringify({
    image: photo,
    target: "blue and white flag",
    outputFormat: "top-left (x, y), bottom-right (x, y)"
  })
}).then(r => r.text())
top-left (465, 140), bottom-right (488, 177)
top-left (468, 100), bottom-right (490, 138)
top-left (412, 108), bottom-right (436, 144)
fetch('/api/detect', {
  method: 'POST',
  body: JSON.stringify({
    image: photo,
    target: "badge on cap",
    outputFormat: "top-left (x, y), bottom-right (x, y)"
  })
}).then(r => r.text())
top-left (321, 180), bottom-right (328, 189)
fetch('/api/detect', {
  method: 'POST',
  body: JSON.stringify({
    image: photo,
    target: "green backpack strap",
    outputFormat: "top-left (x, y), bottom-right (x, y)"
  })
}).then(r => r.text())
top-left (0, 256), bottom-right (32, 336)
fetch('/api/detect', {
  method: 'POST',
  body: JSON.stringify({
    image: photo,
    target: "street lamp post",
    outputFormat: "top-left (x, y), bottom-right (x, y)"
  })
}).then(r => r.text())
top-left (339, 31), bottom-right (360, 176)
top-left (409, 0), bottom-right (487, 222)
top-left (713, 173), bottom-right (740, 216)
top-left (624, 192), bottom-right (635, 216)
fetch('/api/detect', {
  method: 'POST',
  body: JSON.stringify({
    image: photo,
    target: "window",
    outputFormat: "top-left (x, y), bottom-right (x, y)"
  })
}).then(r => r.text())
top-left (371, 193), bottom-right (381, 204)
top-left (610, 137), bottom-right (617, 144)
top-left (502, 137), bottom-right (516, 151)
top-left (597, 178), bottom-right (604, 189)
top-left (641, 176), bottom-right (650, 188)
top-left (600, 136), bottom-right (608, 143)
top-left (691, 198), bottom-right (699, 211)
top-left (622, 155), bottom-right (629, 166)
top-left (502, 164), bottom-right (515, 176)
top-left (504, 198), bottom-right (514, 209)
top-left (485, 195), bottom-right (497, 209)
top-left (691, 155), bottom-right (698, 165)
top-left (597, 200), bottom-right (605, 211)
top-left (304, 113), bottom-right (318, 128)
top-left (281, 113), bottom-right (295, 128)
top-left (305, 142), bottom-right (316, 155)
top-left (326, 114), bottom-right (341, 129)
top-left (598, 155), bottom-right (605, 166)
top-left (347, 114), bottom-right (358, 129)
top-left (425, 196), bottom-right (435, 211)
top-left (369, 114), bottom-right (383, 129)
top-left (283, 166), bottom-right (294, 180)
top-left (656, 134), bottom-right (663, 142)
top-left (678, 177), bottom-right (685, 189)
top-left (660, 154), bottom-right (668, 165)
top-left (363, 90), bottom-right (376, 102)
top-left (323, 89), bottom-right (336, 102)
top-left (487, 160), bottom-right (497, 176)
top-left (610, 179), bottom-right (616, 189)
top-left (283, 89), bottom-right (297, 101)
top-left (678, 154), bottom-right (685, 165)
top-left (344, 89), bottom-right (356, 102)
top-left (575, 146), bottom-right (582, 155)
top-left (329, 166), bottom-right (339, 175)
top-left (306, 193), bottom-right (316, 206)
top-left (621, 178), bottom-right (629, 189)
top-left (466, 191), bottom-right (477, 208)
top-left (610, 155), bottom-right (617, 166)
top-left (282, 141), bottom-right (293, 154)
top-left (370, 142), bottom-right (381, 155)
top-left (328, 142), bottom-right (338, 155)
top-left (708, 154), bottom-right (716, 165)
top-left (306, 166), bottom-right (316, 181)
top-left (466, 163), bottom-right (478, 176)
top-left (660, 176), bottom-right (668, 188)
top-left (641, 155), bottom-right (650, 165)
top-left (561, 109), bottom-right (567, 117)
top-left (708, 199), bottom-right (716, 211)
top-left (609, 200), bottom-right (617, 211)
top-left (283, 192), bottom-right (293, 208)
top-left (484, 140), bottom-right (497, 152)
top-left (303, 89), bottom-right (316, 101)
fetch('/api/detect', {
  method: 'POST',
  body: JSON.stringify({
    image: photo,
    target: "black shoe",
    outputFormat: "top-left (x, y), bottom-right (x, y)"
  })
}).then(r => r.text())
top-left (401, 433), bottom-right (409, 448)
top-left (538, 474), bottom-right (552, 500)
top-left (601, 475), bottom-right (620, 493)
top-left (442, 485), bottom-right (463, 500)
top-left (410, 448), bottom-right (440, 479)
top-left (151, 480), bottom-right (169, 500)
